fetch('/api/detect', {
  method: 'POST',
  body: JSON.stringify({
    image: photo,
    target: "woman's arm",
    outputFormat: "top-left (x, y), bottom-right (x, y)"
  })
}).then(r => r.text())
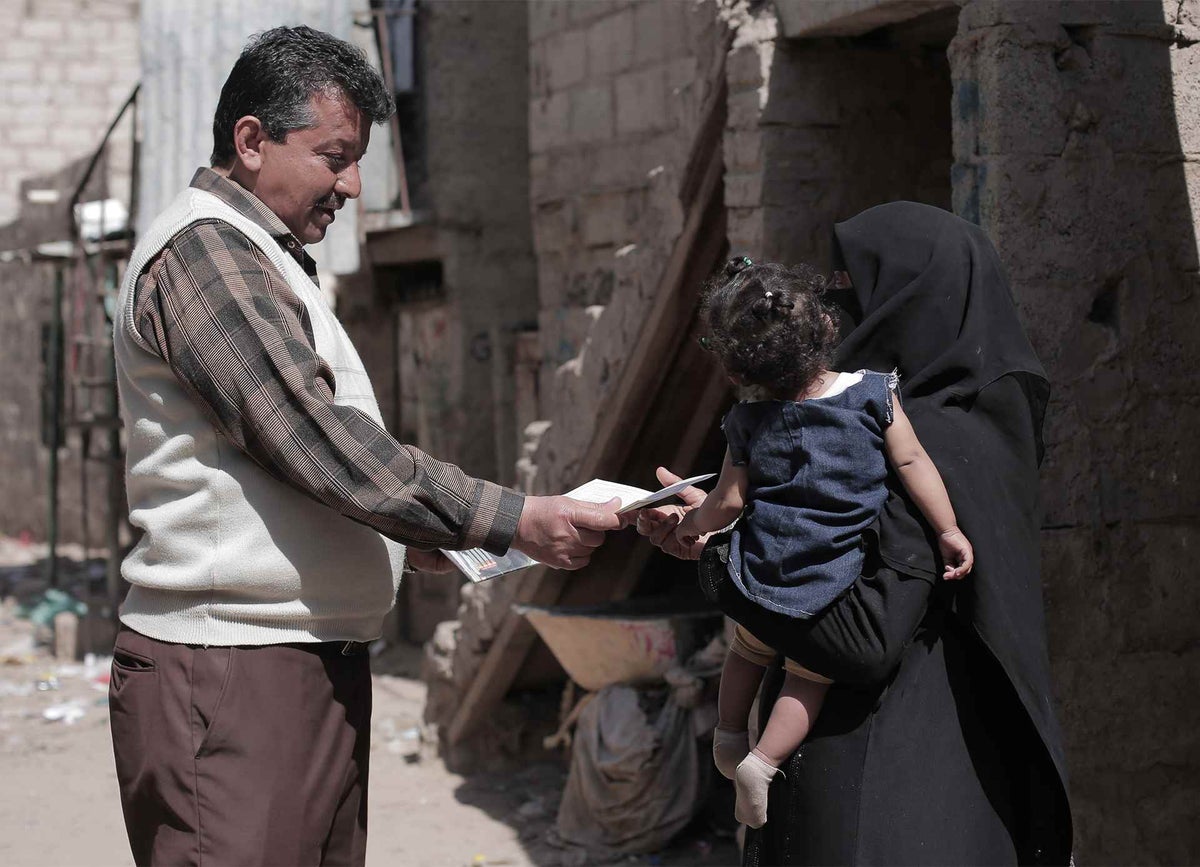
top-left (675, 448), bottom-right (746, 541)
top-left (883, 401), bottom-right (974, 579)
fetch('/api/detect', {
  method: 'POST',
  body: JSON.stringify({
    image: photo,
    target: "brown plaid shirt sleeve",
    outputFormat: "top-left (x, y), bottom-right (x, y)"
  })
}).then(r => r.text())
top-left (130, 217), bottom-right (524, 554)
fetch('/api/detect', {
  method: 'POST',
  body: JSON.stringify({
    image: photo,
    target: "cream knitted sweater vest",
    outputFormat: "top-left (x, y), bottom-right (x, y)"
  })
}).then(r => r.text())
top-left (114, 186), bottom-right (404, 645)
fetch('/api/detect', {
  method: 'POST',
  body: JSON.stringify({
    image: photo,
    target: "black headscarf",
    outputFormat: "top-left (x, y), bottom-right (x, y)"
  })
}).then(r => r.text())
top-left (830, 201), bottom-right (1071, 832)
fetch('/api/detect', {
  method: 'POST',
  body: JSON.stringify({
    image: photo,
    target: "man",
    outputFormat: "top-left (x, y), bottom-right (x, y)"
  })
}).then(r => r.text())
top-left (108, 26), bottom-right (619, 866)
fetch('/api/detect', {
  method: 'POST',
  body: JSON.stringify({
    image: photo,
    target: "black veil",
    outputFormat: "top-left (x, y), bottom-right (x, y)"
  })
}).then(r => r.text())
top-left (830, 201), bottom-right (1071, 841)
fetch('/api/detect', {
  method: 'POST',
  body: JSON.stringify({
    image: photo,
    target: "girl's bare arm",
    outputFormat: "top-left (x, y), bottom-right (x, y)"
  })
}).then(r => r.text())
top-left (883, 401), bottom-right (974, 578)
top-left (676, 448), bottom-right (746, 540)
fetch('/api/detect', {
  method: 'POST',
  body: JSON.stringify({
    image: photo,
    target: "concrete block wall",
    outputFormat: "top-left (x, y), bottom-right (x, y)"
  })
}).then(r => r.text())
top-left (0, 0), bottom-right (139, 230)
top-left (524, 0), bottom-right (724, 497)
top-left (951, 2), bottom-right (1200, 861)
top-left (725, 6), bottom-right (954, 265)
top-left (423, 0), bottom-right (731, 742)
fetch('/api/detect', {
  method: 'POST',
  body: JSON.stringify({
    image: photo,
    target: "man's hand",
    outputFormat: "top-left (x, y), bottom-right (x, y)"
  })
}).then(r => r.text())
top-left (405, 547), bottom-right (454, 574)
top-left (633, 467), bottom-right (709, 561)
top-left (511, 495), bottom-right (622, 570)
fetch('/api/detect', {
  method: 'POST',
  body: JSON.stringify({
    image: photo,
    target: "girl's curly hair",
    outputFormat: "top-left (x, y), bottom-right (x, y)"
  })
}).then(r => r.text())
top-left (701, 257), bottom-right (837, 398)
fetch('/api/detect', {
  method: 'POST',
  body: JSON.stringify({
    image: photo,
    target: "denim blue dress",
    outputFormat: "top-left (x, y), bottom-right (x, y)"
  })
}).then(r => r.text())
top-left (725, 370), bottom-right (897, 619)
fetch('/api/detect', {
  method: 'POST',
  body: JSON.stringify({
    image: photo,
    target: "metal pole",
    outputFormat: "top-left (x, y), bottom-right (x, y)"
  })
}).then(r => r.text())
top-left (46, 264), bottom-right (64, 588)
top-left (106, 259), bottom-right (124, 619)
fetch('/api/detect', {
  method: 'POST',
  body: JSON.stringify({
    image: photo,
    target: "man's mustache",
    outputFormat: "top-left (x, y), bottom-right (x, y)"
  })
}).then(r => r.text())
top-left (316, 195), bottom-right (345, 210)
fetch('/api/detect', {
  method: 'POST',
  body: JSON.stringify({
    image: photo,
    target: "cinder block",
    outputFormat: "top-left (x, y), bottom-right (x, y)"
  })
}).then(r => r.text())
top-left (1, 40), bottom-right (41, 61)
top-left (0, 61), bottom-right (36, 83)
top-left (529, 0), bottom-right (571, 41)
top-left (726, 207), bottom-right (763, 256)
top-left (533, 200), bottom-right (573, 253)
top-left (726, 87), bottom-right (765, 131)
top-left (580, 191), bottom-right (629, 247)
top-left (724, 128), bottom-right (762, 172)
top-left (633, 0), bottom-right (688, 66)
top-left (586, 7), bottom-right (635, 78)
top-left (71, 62), bottom-right (118, 85)
top-left (545, 28), bottom-right (587, 91)
top-left (615, 66), bottom-right (667, 135)
top-left (724, 171), bottom-right (763, 209)
top-left (19, 18), bottom-right (64, 40)
top-left (529, 92), bottom-right (570, 153)
top-left (570, 0), bottom-right (620, 26)
top-left (727, 43), bottom-right (767, 90)
top-left (570, 85), bottom-right (614, 143)
top-left (66, 18), bottom-right (112, 41)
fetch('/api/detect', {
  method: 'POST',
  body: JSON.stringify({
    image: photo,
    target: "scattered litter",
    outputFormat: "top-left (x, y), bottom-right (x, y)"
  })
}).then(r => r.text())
top-left (0, 681), bottom-right (33, 698)
top-left (0, 634), bottom-right (35, 665)
top-left (35, 675), bottom-right (60, 692)
top-left (17, 589), bottom-right (87, 628)
top-left (42, 700), bottom-right (87, 725)
top-left (515, 797), bottom-right (548, 822)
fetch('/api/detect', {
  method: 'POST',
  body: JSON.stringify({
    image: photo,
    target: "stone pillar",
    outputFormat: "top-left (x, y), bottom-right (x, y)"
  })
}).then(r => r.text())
top-left (951, 2), bottom-right (1200, 861)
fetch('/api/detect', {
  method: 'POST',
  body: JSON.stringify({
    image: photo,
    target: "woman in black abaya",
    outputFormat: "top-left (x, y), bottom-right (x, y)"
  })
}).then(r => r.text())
top-left (638, 202), bottom-right (1072, 864)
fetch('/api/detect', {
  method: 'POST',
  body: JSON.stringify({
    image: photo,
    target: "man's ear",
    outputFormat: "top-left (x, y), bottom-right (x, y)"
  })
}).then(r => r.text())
top-left (231, 116), bottom-right (267, 173)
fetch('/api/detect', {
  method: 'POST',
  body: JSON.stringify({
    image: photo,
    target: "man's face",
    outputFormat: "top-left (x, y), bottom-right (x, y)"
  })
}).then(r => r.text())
top-left (252, 92), bottom-right (371, 244)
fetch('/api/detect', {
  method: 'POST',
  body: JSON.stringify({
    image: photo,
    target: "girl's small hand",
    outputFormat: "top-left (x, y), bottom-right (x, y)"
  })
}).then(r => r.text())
top-left (674, 511), bottom-right (702, 546)
top-left (938, 527), bottom-right (974, 580)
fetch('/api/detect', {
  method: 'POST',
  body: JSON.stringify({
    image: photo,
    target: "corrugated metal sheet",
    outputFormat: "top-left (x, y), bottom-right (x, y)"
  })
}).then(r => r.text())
top-left (137, 0), bottom-right (399, 277)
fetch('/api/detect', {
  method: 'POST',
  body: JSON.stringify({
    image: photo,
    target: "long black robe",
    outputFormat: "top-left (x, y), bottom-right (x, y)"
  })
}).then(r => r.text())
top-left (709, 203), bottom-right (1072, 864)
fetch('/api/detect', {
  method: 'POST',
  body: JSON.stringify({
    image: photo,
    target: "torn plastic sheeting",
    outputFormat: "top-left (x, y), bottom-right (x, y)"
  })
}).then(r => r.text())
top-left (556, 684), bottom-right (700, 855)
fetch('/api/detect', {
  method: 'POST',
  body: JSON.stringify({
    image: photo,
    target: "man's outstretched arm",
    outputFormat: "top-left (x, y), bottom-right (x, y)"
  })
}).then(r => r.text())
top-left (133, 221), bottom-right (617, 566)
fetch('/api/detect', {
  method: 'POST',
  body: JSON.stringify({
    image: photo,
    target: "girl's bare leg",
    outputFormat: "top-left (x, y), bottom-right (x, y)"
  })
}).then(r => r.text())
top-left (735, 672), bottom-right (830, 828)
top-left (713, 649), bottom-right (766, 779)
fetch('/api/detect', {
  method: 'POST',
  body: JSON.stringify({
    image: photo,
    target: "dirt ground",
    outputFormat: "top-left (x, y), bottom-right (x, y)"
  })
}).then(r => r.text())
top-left (0, 542), bottom-right (738, 867)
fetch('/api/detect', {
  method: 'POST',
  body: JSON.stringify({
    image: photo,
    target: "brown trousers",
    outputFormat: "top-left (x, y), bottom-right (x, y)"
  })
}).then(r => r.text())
top-left (108, 625), bottom-right (372, 867)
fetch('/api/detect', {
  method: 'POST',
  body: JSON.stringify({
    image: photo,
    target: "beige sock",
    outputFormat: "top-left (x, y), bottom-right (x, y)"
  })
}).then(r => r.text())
top-left (734, 750), bottom-right (781, 829)
top-left (712, 727), bottom-right (750, 780)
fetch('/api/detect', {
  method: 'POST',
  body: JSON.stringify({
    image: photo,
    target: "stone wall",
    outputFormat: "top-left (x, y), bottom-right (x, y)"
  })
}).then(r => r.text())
top-left (422, 0), bottom-right (731, 750)
top-left (523, 0), bottom-right (727, 495)
top-left (342, 0), bottom-right (538, 493)
top-left (950, 2), bottom-right (1200, 861)
top-left (724, 7), bottom-right (954, 265)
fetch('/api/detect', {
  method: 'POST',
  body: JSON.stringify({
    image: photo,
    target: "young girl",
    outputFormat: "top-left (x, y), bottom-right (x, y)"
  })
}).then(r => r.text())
top-left (675, 257), bottom-right (974, 829)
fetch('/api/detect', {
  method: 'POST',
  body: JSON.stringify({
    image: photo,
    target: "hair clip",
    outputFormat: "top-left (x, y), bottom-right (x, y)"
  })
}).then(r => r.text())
top-left (764, 291), bottom-right (773, 300)
top-left (725, 255), bottom-right (753, 278)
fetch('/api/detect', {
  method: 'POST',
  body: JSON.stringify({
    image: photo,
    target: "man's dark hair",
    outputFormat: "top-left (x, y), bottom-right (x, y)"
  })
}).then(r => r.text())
top-left (211, 25), bottom-right (395, 166)
top-left (701, 258), bottom-right (837, 399)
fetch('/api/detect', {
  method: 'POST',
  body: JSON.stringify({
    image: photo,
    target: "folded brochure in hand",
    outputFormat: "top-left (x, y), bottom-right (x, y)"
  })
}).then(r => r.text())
top-left (440, 473), bottom-right (716, 583)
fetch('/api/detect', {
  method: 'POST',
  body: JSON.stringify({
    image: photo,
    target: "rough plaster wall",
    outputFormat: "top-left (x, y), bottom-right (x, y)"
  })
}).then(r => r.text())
top-left (0, 0), bottom-right (139, 545)
top-left (725, 9), bottom-right (953, 265)
top-left (422, 0), bottom-right (730, 744)
top-left (951, 2), bottom-right (1200, 861)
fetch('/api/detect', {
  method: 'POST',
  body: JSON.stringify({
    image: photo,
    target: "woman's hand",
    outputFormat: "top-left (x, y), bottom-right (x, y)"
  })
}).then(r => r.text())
top-left (938, 526), bottom-right (974, 580)
top-left (633, 467), bottom-right (710, 560)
